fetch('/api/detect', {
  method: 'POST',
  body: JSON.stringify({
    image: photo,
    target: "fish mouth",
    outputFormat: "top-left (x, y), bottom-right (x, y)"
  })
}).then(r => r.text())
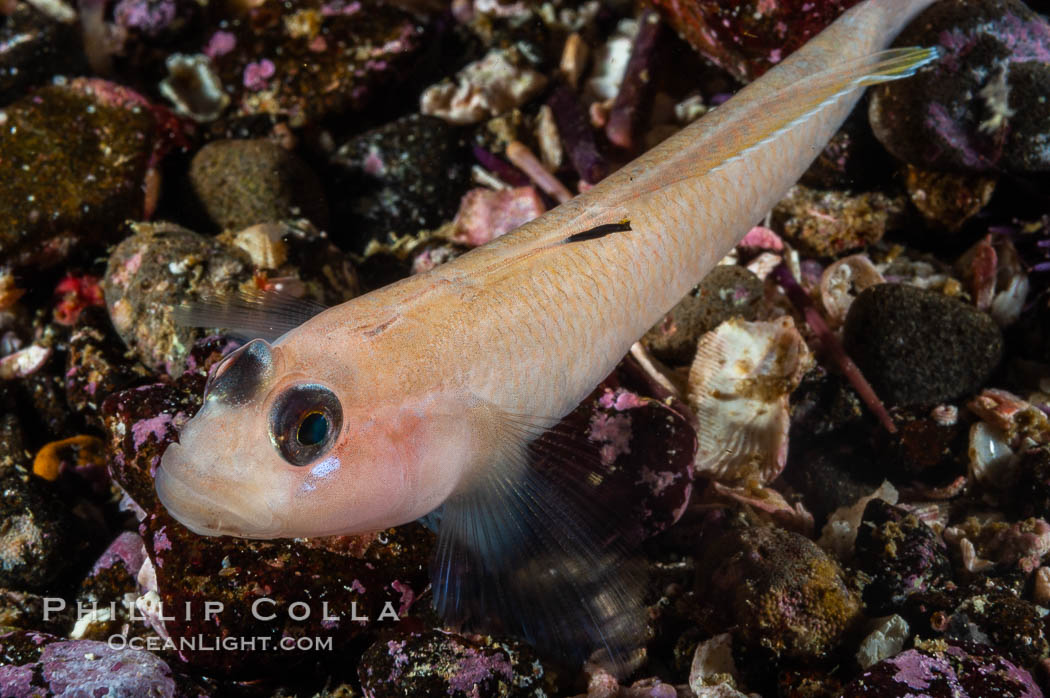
top-left (156, 444), bottom-right (279, 539)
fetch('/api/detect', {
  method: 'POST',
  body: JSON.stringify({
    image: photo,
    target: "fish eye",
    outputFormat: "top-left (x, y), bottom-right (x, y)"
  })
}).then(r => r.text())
top-left (269, 384), bottom-right (342, 466)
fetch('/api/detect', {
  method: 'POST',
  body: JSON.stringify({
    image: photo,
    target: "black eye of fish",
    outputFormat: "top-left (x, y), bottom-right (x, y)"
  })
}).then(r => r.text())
top-left (269, 384), bottom-right (342, 466)
top-left (297, 412), bottom-right (328, 446)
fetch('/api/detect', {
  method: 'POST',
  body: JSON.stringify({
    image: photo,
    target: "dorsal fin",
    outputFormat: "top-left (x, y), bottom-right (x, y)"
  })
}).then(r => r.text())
top-left (173, 289), bottom-right (327, 343)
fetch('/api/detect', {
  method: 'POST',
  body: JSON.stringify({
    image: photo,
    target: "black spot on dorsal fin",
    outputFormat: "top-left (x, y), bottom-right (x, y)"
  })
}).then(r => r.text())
top-left (564, 219), bottom-right (631, 244)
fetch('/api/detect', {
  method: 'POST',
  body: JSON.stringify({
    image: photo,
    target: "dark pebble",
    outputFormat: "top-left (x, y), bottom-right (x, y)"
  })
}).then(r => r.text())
top-left (843, 283), bottom-right (1003, 406)
top-left (0, 3), bottom-right (86, 104)
top-left (0, 414), bottom-right (83, 591)
top-left (330, 113), bottom-right (472, 248)
top-left (1013, 446), bottom-right (1050, 521)
top-left (903, 165), bottom-right (998, 233)
top-left (204, 0), bottom-right (427, 126)
top-left (949, 592), bottom-right (1049, 669)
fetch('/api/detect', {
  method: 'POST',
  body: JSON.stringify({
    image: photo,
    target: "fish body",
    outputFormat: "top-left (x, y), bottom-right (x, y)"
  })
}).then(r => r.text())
top-left (158, 0), bottom-right (940, 668)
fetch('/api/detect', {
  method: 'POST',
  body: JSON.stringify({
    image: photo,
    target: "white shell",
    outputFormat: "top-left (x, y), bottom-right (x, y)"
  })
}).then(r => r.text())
top-left (968, 421), bottom-right (1016, 486)
top-left (819, 254), bottom-right (885, 328)
top-left (421, 48), bottom-right (548, 125)
top-left (817, 481), bottom-right (898, 560)
top-left (687, 317), bottom-right (813, 483)
top-left (856, 615), bottom-right (910, 670)
top-left (689, 633), bottom-right (753, 698)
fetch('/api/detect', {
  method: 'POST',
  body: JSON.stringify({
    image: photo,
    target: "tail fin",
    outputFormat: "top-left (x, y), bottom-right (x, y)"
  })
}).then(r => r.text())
top-left (705, 46), bottom-right (941, 176)
top-left (626, 46), bottom-right (940, 194)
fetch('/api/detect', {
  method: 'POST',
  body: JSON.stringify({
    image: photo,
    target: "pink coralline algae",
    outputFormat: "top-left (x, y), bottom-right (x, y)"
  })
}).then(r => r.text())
top-left (131, 412), bottom-right (176, 450)
top-left (243, 59), bottom-right (276, 91)
top-left (842, 641), bottom-right (1042, 697)
top-left (114, 0), bottom-right (177, 37)
top-left (358, 630), bottom-right (554, 697)
top-left (589, 411), bottom-right (633, 466)
top-left (203, 30), bottom-right (236, 59)
top-left (0, 635), bottom-right (180, 697)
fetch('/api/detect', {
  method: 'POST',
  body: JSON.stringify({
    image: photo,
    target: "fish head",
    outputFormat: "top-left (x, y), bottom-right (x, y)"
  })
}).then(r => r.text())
top-left (157, 337), bottom-right (473, 539)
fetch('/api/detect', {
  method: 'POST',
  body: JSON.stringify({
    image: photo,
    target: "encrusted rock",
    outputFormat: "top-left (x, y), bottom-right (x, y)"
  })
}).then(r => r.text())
top-left (697, 525), bottom-right (863, 660)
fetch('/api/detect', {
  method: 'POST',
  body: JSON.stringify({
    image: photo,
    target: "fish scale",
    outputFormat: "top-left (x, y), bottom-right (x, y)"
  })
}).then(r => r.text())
top-left (158, 0), bottom-right (943, 674)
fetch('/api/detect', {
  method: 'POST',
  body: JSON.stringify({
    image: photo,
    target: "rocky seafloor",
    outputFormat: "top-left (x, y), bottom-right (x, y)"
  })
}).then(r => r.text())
top-left (1, 0), bottom-right (1050, 696)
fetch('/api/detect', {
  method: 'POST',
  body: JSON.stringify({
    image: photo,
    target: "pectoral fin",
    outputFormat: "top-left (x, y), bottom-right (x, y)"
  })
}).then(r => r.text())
top-left (430, 409), bottom-right (647, 676)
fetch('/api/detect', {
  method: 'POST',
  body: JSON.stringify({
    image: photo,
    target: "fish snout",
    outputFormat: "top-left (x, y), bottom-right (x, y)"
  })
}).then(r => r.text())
top-left (156, 443), bottom-right (279, 538)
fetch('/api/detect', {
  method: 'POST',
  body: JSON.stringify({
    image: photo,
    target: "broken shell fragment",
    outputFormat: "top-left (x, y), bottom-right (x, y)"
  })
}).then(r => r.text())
top-left (158, 53), bottom-right (228, 123)
top-left (687, 316), bottom-right (814, 483)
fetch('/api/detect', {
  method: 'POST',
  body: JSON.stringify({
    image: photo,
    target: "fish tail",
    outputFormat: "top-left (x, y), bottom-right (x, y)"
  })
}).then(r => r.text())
top-left (704, 46), bottom-right (940, 177)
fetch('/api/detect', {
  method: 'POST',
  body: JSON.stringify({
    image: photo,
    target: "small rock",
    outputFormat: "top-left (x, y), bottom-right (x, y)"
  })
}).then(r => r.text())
top-left (0, 589), bottom-right (73, 635)
top-left (696, 525), bottom-right (863, 660)
top-left (842, 284), bottom-right (1004, 406)
top-left (65, 307), bottom-right (152, 430)
top-left (876, 405), bottom-right (970, 484)
top-left (841, 640), bottom-right (1042, 697)
top-left (856, 615), bottom-right (910, 670)
top-left (189, 139), bottom-right (329, 232)
top-left (869, 0), bottom-right (1050, 174)
top-left (359, 629), bottom-right (559, 697)
top-left (0, 413), bottom-right (85, 591)
top-left (949, 592), bottom-right (1049, 669)
top-left (204, 0), bottom-right (426, 126)
top-left (0, 80), bottom-right (164, 268)
top-left (854, 500), bottom-right (952, 615)
top-left (904, 165), bottom-right (998, 233)
top-left (0, 3), bottom-right (86, 104)
top-left (643, 265), bottom-right (763, 366)
top-left (101, 223), bottom-right (255, 375)
top-left (771, 184), bottom-right (908, 258)
top-left (649, 0), bottom-right (863, 82)
top-left (330, 114), bottom-right (472, 245)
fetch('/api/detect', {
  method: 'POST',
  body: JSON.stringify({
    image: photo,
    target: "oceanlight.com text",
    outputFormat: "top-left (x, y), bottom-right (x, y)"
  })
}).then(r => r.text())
top-left (106, 634), bottom-right (335, 652)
